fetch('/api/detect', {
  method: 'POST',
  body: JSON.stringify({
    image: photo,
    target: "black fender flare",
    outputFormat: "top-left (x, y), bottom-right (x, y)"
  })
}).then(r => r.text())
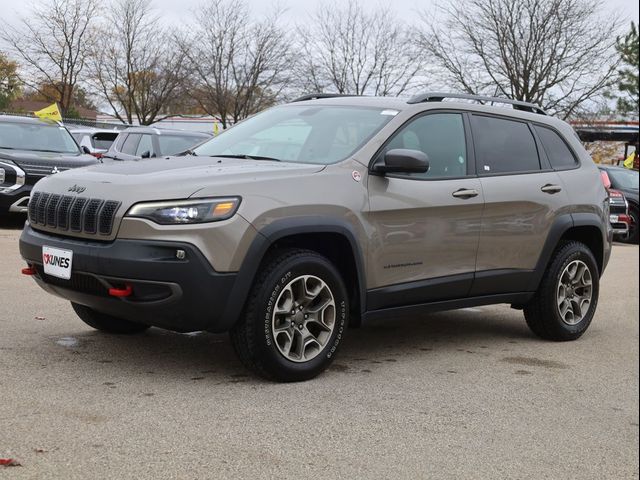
top-left (216, 216), bottom-right (367, 332)
top-left (527, 212), bottom-right (607, 291)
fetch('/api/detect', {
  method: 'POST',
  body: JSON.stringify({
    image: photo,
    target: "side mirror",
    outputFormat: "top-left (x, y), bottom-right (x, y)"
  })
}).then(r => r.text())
top-left (140, 150), bottom-right (151, 159)
top-left (82, 146), bottom-right (92, 154)
top-left (372, 149), bottom-right (430, 175)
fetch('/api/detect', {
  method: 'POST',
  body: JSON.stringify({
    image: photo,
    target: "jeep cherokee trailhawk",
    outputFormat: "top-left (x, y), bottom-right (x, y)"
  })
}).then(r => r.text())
top-left (19, 93), bottom-right (612, 381)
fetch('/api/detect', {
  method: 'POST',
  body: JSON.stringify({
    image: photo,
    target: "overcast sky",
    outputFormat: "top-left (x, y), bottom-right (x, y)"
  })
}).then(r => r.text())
top-left (1, 0), bottom-right (638, 27)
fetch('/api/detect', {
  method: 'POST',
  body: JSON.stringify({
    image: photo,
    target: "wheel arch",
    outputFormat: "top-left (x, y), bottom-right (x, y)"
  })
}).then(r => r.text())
top-left (528, 213), bottom-right (608, 292)
top-left (217, 217), bottom-right (367, 332)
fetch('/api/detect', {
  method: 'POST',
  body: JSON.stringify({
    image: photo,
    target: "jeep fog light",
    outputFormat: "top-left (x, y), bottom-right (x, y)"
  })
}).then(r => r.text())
top-left (126, 197), bottom-right (241, 225)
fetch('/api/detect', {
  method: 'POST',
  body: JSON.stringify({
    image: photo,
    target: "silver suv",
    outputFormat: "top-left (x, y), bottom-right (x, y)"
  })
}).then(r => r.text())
top-left (19, 93), bottom-right (612, 381)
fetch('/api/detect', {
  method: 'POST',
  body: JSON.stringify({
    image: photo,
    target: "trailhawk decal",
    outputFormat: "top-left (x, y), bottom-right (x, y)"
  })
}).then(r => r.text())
top-left (42, 245), bottom-right (73, 280)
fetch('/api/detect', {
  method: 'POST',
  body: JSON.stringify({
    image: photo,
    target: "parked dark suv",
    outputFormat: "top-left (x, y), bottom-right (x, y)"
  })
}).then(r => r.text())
top-left (20, 93), bottom-right (612, 381)
top-left (103, 126), bottom-right (211, 161)
top-left (1, 115), bottom-right (99, 215)
top-left (599, 165), bottom-right (638, 243)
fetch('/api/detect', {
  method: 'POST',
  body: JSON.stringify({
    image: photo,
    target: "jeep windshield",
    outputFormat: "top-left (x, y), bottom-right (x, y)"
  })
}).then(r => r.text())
top-left (0, 122), bottom-right (81, 154)
top-left (192, 105), bottom-right (396, 165)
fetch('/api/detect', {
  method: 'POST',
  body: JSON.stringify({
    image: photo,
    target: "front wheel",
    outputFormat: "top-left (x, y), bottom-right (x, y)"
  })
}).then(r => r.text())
top-left (72, 303), bottom-right (151, 334)
top-left (230, 248), bottom-right (349, 382)
top-left (524, 241), bottom-right (599, 341)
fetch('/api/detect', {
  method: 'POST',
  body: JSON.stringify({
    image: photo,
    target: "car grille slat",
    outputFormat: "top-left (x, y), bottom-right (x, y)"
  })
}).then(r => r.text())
top-left (28, 191), bottom-right (41, 221)
top-left (83, 199), bottom-right (103, 234)
top-left (46, 194), bottom-right (61, 227)
top-left (36, 193), bottom-right (50, 225)
top-left (28, 192), bottom-right (121, 238)
top-left (57, 196), bottom-right (74, 230)
top-left (69, 198), bottom-right (88, 232)
top-left (99, 201), bottom-right (121, 235)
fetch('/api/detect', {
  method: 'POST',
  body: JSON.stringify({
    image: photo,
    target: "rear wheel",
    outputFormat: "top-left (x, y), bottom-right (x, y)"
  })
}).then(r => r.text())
top-left (230, 248), bottom-right (349, 382)
top-left (71, 303), bottom-right (150, 334)
top-left (524, 241), bottom-right (599, 341)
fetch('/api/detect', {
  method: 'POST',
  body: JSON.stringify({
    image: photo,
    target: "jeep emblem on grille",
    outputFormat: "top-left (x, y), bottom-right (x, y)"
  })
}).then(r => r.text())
top-left (68, 184), bottom-right (86, 194)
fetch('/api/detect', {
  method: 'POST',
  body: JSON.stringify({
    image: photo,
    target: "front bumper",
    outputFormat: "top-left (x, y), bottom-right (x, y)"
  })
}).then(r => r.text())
top-left (19, 224), bottom-right (237, 332)
top-left (0, 185), bottom-right (31, 213)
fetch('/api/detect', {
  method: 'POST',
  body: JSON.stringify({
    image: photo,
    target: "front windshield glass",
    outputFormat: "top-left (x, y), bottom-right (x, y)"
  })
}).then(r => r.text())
top-left (0, 122), bottom-right (80, 154)
top-left (193, 105), bottom-right (396, 164)
top-left (609, 168), bottom-right (639, 190)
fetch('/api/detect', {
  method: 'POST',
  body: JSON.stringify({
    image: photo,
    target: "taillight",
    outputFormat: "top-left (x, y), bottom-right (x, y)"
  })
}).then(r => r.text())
top-left (600, 170), bottom-right (611, 189)
top-left (609, 189), bottom-right (623, 198)
top-left (619, 214), bottom-right (633, 224)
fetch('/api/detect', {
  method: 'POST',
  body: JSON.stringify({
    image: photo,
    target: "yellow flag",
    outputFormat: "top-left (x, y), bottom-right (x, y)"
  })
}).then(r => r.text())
top-left (34, 103), bottom-right (62, 122)
top-left (623, 151), bottom-right (636, 169)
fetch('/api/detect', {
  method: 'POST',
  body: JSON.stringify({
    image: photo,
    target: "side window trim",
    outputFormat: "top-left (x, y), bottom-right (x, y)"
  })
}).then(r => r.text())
top-left (468, 113), bottom-right (547, 177)
top-left (152, 134), bottom-right (161, 156)
top-left (114, 133), bottom-right (128, 153)
top-left (369, 109), bottom-right (474, 181)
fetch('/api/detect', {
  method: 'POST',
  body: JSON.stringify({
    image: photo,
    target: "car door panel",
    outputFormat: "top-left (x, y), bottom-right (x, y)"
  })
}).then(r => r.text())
top-left (468, 113), bottom-right (569, 295)
top-left (367, 176), bottom-right (484, 291)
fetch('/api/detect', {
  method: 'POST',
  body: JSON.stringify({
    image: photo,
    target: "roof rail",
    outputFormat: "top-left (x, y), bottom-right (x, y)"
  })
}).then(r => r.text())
top-left (407, 92), bottom-right (547, 115)
top-left (291, 93), bottom-right (362, 103)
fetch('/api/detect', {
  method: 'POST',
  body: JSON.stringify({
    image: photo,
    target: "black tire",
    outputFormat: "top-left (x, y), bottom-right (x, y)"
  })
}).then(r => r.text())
top-left (230, 248), bottom-right (349, 382)
top-left (524, 241), bottom-right (599, 341)
top-left (71, 303), bottom-right (151, 334)
top-left (623, 206), bottom-right (639, 244)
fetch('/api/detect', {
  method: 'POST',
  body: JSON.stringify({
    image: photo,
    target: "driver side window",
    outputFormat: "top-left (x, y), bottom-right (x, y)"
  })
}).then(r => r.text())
top-left (383, 113), bottom-right (468, 179)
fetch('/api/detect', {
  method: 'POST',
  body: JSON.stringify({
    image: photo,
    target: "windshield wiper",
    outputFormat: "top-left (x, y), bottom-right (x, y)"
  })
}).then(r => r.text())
top-left (208, 154), bottom-right (281, 162)
top-left (178, 149), bottom-right (197, 156)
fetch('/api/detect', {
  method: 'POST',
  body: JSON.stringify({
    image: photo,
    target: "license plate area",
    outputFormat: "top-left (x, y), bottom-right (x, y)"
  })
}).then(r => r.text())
top-left (42, 245), bottom-right (73, 280)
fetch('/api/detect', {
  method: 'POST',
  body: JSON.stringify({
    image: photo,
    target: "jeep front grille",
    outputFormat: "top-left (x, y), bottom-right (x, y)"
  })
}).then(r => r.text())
top-left (28, 191), bottom-right (121, 236)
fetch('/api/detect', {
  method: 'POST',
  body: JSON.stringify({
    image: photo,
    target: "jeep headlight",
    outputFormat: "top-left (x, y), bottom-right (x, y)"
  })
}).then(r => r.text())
top-left (126, 197), bottom-right (241, 224)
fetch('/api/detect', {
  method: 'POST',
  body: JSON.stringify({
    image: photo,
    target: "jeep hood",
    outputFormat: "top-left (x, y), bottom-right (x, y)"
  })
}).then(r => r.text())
top-left (33, 156), bottom-right (325, 200)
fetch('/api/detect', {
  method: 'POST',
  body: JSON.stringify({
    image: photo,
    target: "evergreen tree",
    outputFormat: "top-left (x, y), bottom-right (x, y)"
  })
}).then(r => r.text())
top-left (615, 22), bottom-right (639, 115)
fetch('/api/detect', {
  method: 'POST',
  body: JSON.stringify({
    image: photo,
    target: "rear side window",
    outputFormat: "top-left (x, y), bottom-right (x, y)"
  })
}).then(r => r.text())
top-left (92, 132), bottom-right (118, 150)
top-left (120, 134), bottom-right (141, 155)
top-left (471, 115), bottom-right (540, 174)
top-left (534, 125), bottom-right (578, 169)
top-left (158, 134), bottom-right (205, 156)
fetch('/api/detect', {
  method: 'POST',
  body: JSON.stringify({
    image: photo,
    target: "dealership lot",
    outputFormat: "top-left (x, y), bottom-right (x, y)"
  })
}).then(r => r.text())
top-left (1, 217), bottom-right (638, 479)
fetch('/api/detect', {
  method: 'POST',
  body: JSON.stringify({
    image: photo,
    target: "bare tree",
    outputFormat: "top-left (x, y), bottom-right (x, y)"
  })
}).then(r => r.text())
top-left (415, 0), bottom-right (621, 119)
top-left (180, 0), bottom-right (293, 128)
top-left (0, 0), bottom-right (97, 115)
top-left (295, 0), bottom-right (423, 96)
top-left (89, 0), bottom-right (188, 125)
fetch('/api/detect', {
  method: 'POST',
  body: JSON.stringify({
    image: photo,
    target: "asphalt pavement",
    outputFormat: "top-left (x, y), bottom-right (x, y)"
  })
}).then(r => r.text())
top-left (1, 216), bottom-right (638, 479)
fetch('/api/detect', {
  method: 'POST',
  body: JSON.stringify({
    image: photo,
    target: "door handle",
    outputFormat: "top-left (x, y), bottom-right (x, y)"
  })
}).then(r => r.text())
top-left (541, 184), bottom-right (562, 194)
top-left (452, 188), bottom-right (479, 199)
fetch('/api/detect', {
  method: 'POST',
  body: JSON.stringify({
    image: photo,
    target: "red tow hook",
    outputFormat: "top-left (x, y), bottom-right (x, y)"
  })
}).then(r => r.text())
top-left (21, 266), bottom-right (37, 276)
top-left (108, 285), bottom-right (133, 298)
